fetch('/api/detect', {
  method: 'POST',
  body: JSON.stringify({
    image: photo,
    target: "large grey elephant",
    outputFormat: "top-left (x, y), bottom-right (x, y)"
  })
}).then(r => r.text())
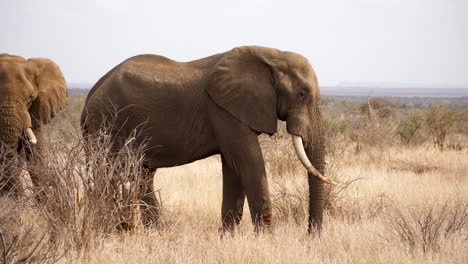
top-left (0, 54), bottom-right (67, 197)
top-left (81, 46), bottom-right (335, 233)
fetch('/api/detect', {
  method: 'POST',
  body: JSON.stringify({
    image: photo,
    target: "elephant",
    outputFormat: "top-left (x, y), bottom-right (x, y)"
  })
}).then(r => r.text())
top-left (81, 46), bottom-right (336, 233)
top-left (0, 54), bottom-right (67, 198)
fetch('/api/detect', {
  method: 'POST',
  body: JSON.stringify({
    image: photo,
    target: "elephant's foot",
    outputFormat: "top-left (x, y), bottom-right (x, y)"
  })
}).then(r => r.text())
top-left (138, 167), bottom-right (161, 227)
top-left (253, 208), bottom-right (273, 234)
top-left (140, 195), bottom-right (161, 227)
top-left (141, 205), bottom-right (160, 227)
top-left (220, 209), bottom-right (243, 236)
top-left (218, 227), bottom-right (236, 238)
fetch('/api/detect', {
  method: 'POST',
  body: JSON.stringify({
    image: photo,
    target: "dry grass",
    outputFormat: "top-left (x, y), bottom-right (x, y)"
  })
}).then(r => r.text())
top-left (0, 97), bottom-right (467, 263)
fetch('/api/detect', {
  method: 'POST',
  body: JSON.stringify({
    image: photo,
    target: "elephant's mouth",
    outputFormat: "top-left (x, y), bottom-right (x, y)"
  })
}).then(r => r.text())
top-left (0, 127), bottom-right (37, 151)
top-left (290, 135), bottom-right (336, 185)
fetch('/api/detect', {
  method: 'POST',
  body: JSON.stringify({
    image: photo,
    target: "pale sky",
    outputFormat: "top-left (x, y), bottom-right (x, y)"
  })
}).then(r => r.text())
top-left (1, 0), bottom-right (467, 87)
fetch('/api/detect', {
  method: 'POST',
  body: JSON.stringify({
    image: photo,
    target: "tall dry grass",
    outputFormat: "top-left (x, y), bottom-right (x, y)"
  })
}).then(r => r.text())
top-left (0, 96), bottom-right (466, 263)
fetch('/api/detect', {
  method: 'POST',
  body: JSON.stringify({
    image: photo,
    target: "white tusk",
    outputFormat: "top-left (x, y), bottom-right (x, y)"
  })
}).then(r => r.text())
top-left (291, 135), bottom-right (336, 185)
top-left (26, 128), bottom-right (37, 145)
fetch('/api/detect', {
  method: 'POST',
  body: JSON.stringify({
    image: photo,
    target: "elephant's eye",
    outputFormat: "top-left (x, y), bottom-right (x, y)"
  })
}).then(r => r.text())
top-left (299, 91), bottom-right (306, 98)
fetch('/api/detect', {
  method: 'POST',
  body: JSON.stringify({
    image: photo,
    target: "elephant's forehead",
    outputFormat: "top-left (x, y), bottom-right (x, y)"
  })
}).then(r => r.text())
top-left (0, 62), bottom-right (31, 94)
top-left (0, 54), bottom-right (26, 63)
top-left (283, 53), bottom-right (313, 76)
top-left (0, 63), bottom-right (25, 81)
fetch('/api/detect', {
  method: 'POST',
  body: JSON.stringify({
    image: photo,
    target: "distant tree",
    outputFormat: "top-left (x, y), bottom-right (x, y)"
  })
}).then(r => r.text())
top-left (405, 103), bottom-right (414, 109)
top-left (425, 104), bottom-right (458, 150)
top-left (358, 98), bottom-right (398, 119)
top-left (458, 106), bottom-right (468, 135)
top-left (348, 98), bottom-right (398, 154)
top-left (398, 109), bottom-right (425, 145)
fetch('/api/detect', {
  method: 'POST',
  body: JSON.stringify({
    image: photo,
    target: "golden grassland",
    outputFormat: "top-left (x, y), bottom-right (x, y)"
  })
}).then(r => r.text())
top-left (1, 96), bottom-right (467, 264)
top-left (79, 145), bottom-right (466, 264)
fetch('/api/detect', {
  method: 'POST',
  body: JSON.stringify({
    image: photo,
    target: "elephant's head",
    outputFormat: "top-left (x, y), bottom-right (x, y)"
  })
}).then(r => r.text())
top-left (208, 46), bottom-right (336, 232)
top-left (0, 54), bottom-right (67, 184)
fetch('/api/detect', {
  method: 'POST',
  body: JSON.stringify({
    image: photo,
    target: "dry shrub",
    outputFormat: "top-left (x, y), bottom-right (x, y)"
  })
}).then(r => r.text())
top-left (357, 98), bottom-right (398, 119)
top-left (322, 129), bottom-right (371, 221)
top-left (271, 181), bottom-right (307, 225)
top-left (323, 175), bottom-right (362, 221)
top-left (32, 126), bottom-right (149, 252)
top-left (446, 143), bottom-right (466, 151)
top-left (323, 136), bottom-right (393, 222)
top-left (33, 105), bottom-right (158, 254)
top-left (0, 98), bottom-right (158, 260)
top-left (0, 197), bottom-right (63, 264)
top-left (0, 149), bottom-right (21, 196)
top-left (385, 200), bottom-right (468, 254)
top-left (322, 174), bottom-right (392, 223)
top-left (348, 98), bottom-right (399, 162)
top-left (389, 159), bottom-right (439, 175)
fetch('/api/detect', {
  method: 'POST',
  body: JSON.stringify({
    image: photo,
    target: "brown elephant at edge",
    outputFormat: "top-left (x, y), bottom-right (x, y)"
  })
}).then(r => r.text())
top-left (0, 54), bottom-right (67, 198)
top-left (81, 46), bottom-right (335, 233)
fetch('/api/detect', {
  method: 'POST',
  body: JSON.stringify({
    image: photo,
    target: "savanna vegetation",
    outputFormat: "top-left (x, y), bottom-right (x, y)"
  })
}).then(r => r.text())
top-left (0, 95), bottom-right (467, 263)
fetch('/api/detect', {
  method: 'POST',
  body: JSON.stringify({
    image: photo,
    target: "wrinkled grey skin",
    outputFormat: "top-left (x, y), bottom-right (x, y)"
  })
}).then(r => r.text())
top-left (81, 46), bottom-right (326, 233)
top-left (0, 54), bottom-right (67, 198)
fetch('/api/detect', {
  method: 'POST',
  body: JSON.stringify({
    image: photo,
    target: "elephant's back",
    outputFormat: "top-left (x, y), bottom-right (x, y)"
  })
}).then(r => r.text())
top-left (118, 54), bottom-right (203, 92)
top-left (81, 53), bottom-right (218, 168)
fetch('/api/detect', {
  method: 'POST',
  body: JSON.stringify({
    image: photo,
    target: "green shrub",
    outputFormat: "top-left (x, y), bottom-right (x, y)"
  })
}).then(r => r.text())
top-left (425, 104), bottom-right (458, 150)
top-left (398, 109), bottom-right (425, 145)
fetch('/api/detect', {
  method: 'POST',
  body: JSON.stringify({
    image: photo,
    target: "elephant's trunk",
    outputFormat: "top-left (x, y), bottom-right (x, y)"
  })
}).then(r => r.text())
top-left (0, 102), bottom-right (36, 147)
top-left (308, 166), bottom-right (324, 233)
top-left (0, 107), bottom-right (23, 150)
top-left (304, 104), bottom-right (328, 234)
top-left (0, 107), bottom-right (23, 196)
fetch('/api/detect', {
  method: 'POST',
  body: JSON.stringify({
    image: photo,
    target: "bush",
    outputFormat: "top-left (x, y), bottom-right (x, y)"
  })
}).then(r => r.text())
top-left (357, 98), bottom-right (398, 119)
top-left (456, 106), bottom-right (468, 135)
top-left (271, 182), bottom-right (307, 224)
top-left (385, 200), bottom-right (467, 254)
top-left (347, 98), bottom-right (398, 159)
top-left (0, 197), bottom-right (62, 264)
top-left (0, 99), bottom-right (159, 259)
top-left (425, 104), bottom-right (458, 150)
top-left (324, 114), bottom-right (349, 139)
top-left (397, 109), bottom-right (425, 145)
top-left (33, 127), bottom-right (150, 251)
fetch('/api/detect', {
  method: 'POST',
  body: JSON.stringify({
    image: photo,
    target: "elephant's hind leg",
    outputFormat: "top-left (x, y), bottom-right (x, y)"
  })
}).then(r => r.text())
top-left (221, 156), bottom-right (246, 232)
top-left (139, 167), bottom-right (160, 227)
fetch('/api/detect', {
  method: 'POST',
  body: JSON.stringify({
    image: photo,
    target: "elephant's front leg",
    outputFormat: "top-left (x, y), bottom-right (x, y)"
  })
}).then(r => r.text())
top-left (221, 156), bottom-right (245, 232)
top-left (212, 108), bottom-right (272, 232)
top-left (222, 140), bottom-right (272, 232)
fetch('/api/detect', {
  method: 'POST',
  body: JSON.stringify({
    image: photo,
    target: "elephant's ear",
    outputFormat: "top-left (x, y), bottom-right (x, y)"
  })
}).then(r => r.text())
top-left (207, 46), bottom-right (285, 134)
top-left (27, 58), bottom-right (68, 128)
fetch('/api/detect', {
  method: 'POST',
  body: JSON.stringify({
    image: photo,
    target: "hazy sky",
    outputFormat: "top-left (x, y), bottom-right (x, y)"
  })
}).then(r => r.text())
top-left (1, 0), bottom-right (467, 87)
